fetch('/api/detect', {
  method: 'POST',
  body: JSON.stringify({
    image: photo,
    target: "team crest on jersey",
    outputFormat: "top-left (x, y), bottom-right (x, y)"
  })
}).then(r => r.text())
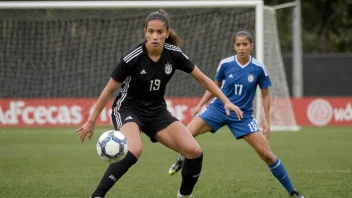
top-left (165, 62), bottom-right (172, 75)
top-left (248, 74), bottom-right (254, 82)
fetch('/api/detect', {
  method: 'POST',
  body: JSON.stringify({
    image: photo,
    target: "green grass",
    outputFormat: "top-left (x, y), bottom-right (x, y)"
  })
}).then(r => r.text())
top-left (1, 127), bottom-right (352, 198)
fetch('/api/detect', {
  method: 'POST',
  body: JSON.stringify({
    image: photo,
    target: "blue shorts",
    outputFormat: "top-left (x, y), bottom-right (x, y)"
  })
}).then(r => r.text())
top-left (199, 104), bottom-right (260, 139)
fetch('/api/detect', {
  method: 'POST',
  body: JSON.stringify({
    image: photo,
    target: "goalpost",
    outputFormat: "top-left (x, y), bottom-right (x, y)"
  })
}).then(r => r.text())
top-left (0, 1), bottom-right (299, 131)
top-left (261, 6), bottom-right (300, 131)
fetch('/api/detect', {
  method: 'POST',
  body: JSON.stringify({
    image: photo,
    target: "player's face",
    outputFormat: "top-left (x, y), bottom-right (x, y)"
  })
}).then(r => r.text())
top-left (234, 36), bottom-right (253, 59)
top-left (145, 20), bottom-right (170, 51)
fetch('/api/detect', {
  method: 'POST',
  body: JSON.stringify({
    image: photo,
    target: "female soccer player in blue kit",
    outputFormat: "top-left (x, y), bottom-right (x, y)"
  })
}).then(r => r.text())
top-left (168, 31), bottom-right (304, 197)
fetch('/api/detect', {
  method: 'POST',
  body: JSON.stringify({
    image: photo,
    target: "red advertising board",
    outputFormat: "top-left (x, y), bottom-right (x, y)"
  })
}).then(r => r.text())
top-left (291, 97), bottom-right (352, 126)
top-left (1, 97), bottom-right (351, 127)
top-left (0, 98), bottom-right (201, 127)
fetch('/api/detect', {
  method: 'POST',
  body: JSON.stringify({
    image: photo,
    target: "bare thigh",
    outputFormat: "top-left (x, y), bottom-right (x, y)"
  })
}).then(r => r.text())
top-left (243, 131), bottom-right (276, 165)
top-left (187, 116), bottom-right (212, 137)
top-left (120, 122), bottom-right (143, 158)
top-left (155, 121), bottom-right (202, 159)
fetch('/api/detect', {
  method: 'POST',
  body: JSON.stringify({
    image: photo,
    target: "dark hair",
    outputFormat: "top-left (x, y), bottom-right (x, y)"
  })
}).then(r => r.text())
top-left (145, 9), bottom-right (182, 47)
top-left (232, 31), bottom-right (253, 44)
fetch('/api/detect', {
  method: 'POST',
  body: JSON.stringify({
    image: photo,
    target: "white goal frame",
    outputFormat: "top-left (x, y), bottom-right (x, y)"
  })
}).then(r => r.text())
top-left (0, 0), bottom-right (264, 65)
top-left (1, 1), bottom-right (269, 125)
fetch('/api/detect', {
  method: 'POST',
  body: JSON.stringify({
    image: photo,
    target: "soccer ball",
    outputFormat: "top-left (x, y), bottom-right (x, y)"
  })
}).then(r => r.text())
top-left (96, 130), bottom-right (128, 163)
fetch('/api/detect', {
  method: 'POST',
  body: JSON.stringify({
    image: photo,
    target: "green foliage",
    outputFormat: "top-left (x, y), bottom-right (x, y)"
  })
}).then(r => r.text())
top-left (265, 0), bottom-right (352, 53)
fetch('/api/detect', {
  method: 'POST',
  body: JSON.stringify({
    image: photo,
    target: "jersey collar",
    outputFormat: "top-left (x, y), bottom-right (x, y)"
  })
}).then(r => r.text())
top-left (235, 55), bottom-right (252, 68)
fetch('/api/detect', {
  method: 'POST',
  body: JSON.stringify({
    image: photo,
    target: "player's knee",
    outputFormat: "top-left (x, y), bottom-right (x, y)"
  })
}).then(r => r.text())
top-left (128, 146), bottom-right (143, 159)
top-left (182, 143), bottom-right (202, 159)
top-left (258, 149), bottom-right (276, 164)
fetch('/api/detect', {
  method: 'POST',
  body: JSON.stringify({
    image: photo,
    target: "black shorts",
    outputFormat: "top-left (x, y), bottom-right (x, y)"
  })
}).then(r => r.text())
top-left (111, 107), bottom-right (178, 142)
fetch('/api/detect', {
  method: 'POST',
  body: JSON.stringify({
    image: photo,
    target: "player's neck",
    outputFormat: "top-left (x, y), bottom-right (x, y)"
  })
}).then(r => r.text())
top-left (146, 46), bottom-right (163, 62)
top-left (236, 55), bottom-right (250, 66)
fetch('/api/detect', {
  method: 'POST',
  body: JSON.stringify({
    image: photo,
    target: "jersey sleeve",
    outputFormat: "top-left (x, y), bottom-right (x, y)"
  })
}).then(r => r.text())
top-left (176, 51), bottom-right (195, 73)
top-left (258, 66), bottom-right (272, 89)
top-left (215, 62), bottom-right (226, 81)
top-left (111, 59), bottom-right (129, 83)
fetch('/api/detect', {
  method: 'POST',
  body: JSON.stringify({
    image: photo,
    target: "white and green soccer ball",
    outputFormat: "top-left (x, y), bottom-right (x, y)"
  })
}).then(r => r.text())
top-left (96, 130), bottom-right (128, 163)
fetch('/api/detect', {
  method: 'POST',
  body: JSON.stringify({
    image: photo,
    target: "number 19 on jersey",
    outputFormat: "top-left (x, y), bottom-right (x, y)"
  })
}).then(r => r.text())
top-left (150, 79), bottom-right (160, 91)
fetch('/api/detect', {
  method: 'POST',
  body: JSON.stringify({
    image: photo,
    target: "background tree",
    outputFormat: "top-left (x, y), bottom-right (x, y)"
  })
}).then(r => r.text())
top-left (265, 0), bottom-right (352, 53)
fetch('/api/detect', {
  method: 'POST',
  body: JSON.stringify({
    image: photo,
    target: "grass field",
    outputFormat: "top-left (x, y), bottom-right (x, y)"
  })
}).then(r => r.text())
top-left (1, 126), bottom-right (352, 198)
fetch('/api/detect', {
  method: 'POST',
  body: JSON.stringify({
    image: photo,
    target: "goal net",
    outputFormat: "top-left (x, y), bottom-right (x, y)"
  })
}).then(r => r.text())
top-left (0, 1), bottom-right (299, 130)
top-left (258, 7), bottom-right (299, 131)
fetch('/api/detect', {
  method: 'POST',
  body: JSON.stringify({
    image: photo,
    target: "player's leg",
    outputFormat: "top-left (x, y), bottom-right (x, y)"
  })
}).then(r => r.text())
top-left (169, 116), bottom-right (213, 175)
top-left (90, 109), bottom-right (143, 198)
top-left (169, 105), bottom-right (224, 175)
top-left (241, 121), bottom-right (303, 197)
top-left (154, 121), bottom-right (202, 197)
top-left (146, 109), bottom-right (209, 197)
top-left (188, 117), bottom-right (214, 137)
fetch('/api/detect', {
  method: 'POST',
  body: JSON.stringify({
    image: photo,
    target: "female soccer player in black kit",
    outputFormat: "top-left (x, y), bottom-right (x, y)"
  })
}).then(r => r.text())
top-left (76, 10), bottom-right (243, 198)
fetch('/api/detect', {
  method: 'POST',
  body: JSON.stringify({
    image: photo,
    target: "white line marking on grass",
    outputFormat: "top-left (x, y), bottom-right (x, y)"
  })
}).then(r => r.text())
top-left (305, 170), bottom-right (351, 173)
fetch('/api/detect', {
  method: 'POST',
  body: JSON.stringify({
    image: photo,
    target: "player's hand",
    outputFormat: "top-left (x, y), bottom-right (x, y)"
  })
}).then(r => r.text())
top-left (191, 104), bottom-right (203, 117)
top-left (262, 120), bottom-right (271, 139)
top-left (224, 102), bottom-right (243, 120)
top-left (75, 120), bottom-right (95, 143)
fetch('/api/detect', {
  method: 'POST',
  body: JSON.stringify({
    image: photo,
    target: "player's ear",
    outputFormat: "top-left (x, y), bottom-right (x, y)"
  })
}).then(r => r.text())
top-left (144, 28), bottom-right (147, 39)
top-left (166, 29), bottom-right (170, 39)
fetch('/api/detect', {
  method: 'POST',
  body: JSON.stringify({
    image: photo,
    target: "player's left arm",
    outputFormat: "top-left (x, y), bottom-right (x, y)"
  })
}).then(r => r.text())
top-left (174, 50), bottom-right (234, 117)
top-left (261, 88), bottom-right (271, 136)
top-left (190, 66), bottom-right (243, 119)
top-left (175, 51), bottom-right (231, 108)
top-left (191, 81), bottom-right (221, 117)
top-left (261, 88), bottom-right (270, 123)
top-left (258, 64), bottom-right (272, 139)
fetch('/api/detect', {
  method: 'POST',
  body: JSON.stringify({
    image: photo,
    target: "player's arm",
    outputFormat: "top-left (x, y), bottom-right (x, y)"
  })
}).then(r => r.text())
top-left (257, 63), bottom-right (272, 138)
top-left (89, 57), bottom-right (128, 122)
top-left (261, 88), bottom-right (270, 124)
top-left (88, 78), bottom-right (121, 123)
top-left (197, 80), bottom-right (221, 107)
top-left (189, 80), bottom-right (221, 117)
top-left (190, 66), bottom-right (242, 118)
top-left (261, 88), bottom-right (271, 138)
top-left (190, 66), bottom-right (228, 104)
top-left (76, 78), bottom-right (121, 143)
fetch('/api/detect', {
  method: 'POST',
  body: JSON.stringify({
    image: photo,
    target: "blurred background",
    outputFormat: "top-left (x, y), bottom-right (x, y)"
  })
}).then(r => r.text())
top-left (0, 1), bottom-right (351, 197)
top-left (0, 0), bottom-right (351, 127)
top-left (266, 0), bottom-right (352, 97)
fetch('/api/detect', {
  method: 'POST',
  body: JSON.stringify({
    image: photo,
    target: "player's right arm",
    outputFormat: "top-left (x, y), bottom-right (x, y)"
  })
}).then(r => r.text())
top-left (76, 78), bottom-right (121, 143)
top-left (192, 80), bottom-right (221, 117)
top-left (76, 57), bottom-right (129, 143)
top-left (88, 78), bottom-right (121, 123)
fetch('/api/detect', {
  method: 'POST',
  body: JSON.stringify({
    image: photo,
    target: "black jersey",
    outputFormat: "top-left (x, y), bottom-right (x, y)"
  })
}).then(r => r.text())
top-left (111, 42), bottom-right (195, 116)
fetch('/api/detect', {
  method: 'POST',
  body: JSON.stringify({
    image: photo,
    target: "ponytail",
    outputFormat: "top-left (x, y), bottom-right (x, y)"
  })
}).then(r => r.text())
top-left (166, 29), bottom-right (182, 47)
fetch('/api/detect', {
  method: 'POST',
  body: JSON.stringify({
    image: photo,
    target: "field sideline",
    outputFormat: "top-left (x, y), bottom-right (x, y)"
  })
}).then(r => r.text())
top-left (1, 127), bottom-right (351, 198)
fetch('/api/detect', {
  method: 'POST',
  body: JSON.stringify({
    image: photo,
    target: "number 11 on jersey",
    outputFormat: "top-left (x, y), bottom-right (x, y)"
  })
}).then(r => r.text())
top-left (150, 79), bottom-right (160, 91)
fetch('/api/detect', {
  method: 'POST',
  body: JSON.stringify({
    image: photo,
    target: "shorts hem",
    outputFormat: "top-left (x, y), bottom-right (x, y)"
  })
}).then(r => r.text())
top-left (234, 130), bottom-right (261, 139)
top-left (148, 120), bottom-right (179, 143)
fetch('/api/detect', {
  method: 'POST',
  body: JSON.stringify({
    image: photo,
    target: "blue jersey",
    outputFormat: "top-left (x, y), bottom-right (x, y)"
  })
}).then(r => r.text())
top-left (211, 55), bottom-right (271, 117)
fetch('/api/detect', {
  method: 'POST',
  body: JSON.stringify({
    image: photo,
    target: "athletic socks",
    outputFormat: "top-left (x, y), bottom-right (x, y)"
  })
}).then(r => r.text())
top-left (269, 158), bottom-right (295, 193)
top-left (179, 153), bottom-right (203, 196)
top-left (91, 151), bottom-right (138, 197)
